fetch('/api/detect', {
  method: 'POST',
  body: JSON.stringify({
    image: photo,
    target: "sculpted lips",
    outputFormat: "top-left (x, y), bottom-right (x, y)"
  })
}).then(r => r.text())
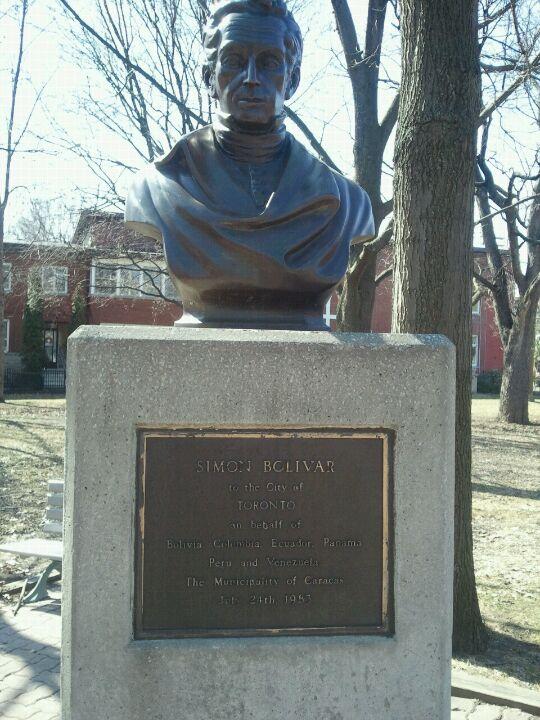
top-left (237, 97), bottom-right (266, 104)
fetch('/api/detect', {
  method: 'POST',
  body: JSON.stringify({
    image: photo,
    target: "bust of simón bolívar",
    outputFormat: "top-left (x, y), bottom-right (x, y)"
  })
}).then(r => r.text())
top-left (125, 0), bottom-right (374, 330)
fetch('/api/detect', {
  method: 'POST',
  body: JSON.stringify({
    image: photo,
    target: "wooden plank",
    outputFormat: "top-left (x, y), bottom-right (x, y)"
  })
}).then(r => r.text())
top-left (43, 522), bottom-right (63, 535)
top-left (45, 507), bottom-right (63, 521)
top-left (0, 538), bottom-right (63, 562)
top-left (452, 670), bottom-right (540, 716)
top-left (47, 493), bottom-right (64, 507)
top-left (48, 481), bottom-right (64, 493)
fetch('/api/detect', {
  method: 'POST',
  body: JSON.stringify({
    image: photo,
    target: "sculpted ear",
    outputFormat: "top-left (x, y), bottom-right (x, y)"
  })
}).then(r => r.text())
top-left (203, 66), bottom-right (218, 99)
top-left (285, 66), bottom-right (301, 100)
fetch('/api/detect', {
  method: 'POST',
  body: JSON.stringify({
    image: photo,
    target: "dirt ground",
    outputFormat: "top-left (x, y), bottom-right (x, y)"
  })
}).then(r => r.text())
top-left (0, 395), bottom-right (538, 689)
top-left (0, 397), bottom-right (65, 587)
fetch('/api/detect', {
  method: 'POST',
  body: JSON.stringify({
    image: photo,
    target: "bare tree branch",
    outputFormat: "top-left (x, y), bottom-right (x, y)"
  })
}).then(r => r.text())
top-left (284, 107), bottom-right (342, 173)
top-left (473, 269), bottom-right (497, 292)
top-left (478, 51), bottom-right (540, 125)
top-left (58, 0), bottom-right (205, 126)
top-left (374, 266), bottom-right (392, 285)
top-left (478, 2), bottom-right (513, 30)
top-left (474, 193), bottom-right (540, 224)
top-left (379, 91), bottom-right (400, 148)
top-left (1, 0), bottom-right (28, 210)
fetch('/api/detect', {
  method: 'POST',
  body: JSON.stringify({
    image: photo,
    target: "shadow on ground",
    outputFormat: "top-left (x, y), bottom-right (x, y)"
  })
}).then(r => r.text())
top-left (0, 598), bottom-right (60, 716)
top-left (472, 434), bottom-right (540, 454)
top-left (455, 627), bottom-right (540, 687)
top-left (472, 481), bottom-right (540, 501)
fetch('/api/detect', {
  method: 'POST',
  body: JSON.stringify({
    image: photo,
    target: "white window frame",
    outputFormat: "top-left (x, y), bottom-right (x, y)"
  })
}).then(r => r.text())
top-left (3, 263), bottom-right (12, 294)
top-left (140, 268), bottom-right (162, 298)
top-left (41, 266), bottom-right (68, 296)
top-left (323, 297), bottom-right (337, 327)
top-left (90, 264), bottom-right (121, 297)
top-left (117, 266), bottom-right (143, 298)
top-left (91, 261), bottom-right (180, 301)
top-left (472, 334), bottom-right (479, 369)
top-left (2, 318), bottom-right (9, 353)
top-left (472, 299), bottom-right (480, 316)
top-left (161, 273), bottom-right (178, 300)
top-left (91, 261), bottom-right (182, 301)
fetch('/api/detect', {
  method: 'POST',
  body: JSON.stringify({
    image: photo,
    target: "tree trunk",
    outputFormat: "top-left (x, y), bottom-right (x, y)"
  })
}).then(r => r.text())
top-left (529, 304), bottom-right (538, 401)
top-left (0, 205), bottom-right (5, 403)
top-left (337, 250), bottom-right (378, 331)
top-left (392, 0), bottom-right (487, 653)
top-left (499, 293), bottom-right (539, 423)
top-left (333, 0), bottom-right (393, 332)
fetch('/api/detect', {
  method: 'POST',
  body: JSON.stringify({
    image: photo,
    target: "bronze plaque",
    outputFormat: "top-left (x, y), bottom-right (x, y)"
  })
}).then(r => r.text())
top-left (134, 428), bottom-right (394, 639)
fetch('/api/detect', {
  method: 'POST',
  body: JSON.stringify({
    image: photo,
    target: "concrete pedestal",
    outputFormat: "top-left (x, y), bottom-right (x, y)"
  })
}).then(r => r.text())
top-left (63, 327), bottom-right (455, 720)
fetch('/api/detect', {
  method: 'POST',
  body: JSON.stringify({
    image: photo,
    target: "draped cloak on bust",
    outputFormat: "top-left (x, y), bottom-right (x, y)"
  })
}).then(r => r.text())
top-left (125, 125), bottom-right (375, 329)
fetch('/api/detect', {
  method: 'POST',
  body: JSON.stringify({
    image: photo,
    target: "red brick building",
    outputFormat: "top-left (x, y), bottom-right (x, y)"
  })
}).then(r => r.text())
top-left (3, 212), bottom-right (180, 372)
top-left (371, 248), bottom-right (504, 373)
top-left (3, 211), bottom-right (503, 378)
top-left (326, 247), bottom-right (504, 375)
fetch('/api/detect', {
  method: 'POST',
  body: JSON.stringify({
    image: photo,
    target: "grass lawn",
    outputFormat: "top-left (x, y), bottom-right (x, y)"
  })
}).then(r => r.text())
top-left (453, 396), bottom-right (540, 690)
top-left (0, 394), bottom-right (538, 689)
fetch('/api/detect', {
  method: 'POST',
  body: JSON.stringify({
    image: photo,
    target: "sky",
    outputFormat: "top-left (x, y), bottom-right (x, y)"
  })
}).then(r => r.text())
top-left (0, 0), bottom-right (538, 247)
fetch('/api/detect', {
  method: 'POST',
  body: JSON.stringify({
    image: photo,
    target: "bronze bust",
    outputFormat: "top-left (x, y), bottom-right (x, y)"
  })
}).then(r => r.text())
top-left (125, 0), bottom-right (374, 330)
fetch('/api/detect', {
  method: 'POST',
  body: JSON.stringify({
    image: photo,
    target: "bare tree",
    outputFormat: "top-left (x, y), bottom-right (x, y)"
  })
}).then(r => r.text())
top-left (474, 0), bottom-right (540, 422)
top-left (0, 0), bottom-right (35, 401)
top-left (53, 0), bottom-right (209, 208)
top-left (10, 197), bottom-right (79, 245)
top-left (391, 0), bottom-right (487, 653)
top-left (335, 0), bottom-right (539, 333)
top-left (476, 136), bottom-right (539, 423)
top-left (332, 0), bottom-right (398, 331)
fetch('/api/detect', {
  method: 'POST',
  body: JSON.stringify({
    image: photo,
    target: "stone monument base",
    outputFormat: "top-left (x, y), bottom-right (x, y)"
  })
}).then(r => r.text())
top-left (63, 327), bottom-right (455, 720)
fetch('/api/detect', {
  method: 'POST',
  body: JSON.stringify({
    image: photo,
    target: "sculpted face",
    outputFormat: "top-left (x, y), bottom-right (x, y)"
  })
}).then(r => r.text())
top-left (212, 14), bottom-right (300, 126)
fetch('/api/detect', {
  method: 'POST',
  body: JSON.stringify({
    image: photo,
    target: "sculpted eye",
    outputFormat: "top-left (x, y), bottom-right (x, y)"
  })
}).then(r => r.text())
top-left (222, 53), bottom-right (243, 69)
top-left (260, 55), bottom-right (281, 70)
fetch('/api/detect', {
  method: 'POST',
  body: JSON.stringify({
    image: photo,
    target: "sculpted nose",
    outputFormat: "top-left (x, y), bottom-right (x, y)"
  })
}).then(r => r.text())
top-left (244, 55), bottom-right (260, 86)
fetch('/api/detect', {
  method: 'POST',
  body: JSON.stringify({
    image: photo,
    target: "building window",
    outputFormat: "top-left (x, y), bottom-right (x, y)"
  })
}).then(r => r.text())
top-left (117, 267), bottom-right (142, 297)
top-left (92, 265), bottom-right (117, 296)
top-left (161, 274), bottom-right (178, 300)
top-left (472, 300), bottom-right (480, 315)
top-left (472, 335), bottom-right (479, 368)
top-left (3, 263), bottom-right (12, 294)
top-left (2, 319), bottom-right (9, 353)
top-left (91, 262), bottom-right (178, 300)
top-left (140, 269), bottom-right (162, 298)
top-left (42, 266), bottom-right (68, 295)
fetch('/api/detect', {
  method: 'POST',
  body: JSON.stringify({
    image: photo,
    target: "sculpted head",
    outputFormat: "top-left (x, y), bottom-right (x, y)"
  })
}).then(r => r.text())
top-left (203, 0), bottom-right (303, 126)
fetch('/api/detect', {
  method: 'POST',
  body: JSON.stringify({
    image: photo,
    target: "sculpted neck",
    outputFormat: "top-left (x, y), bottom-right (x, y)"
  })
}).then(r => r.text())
top-left (212, 111), bottom-right (288, 164)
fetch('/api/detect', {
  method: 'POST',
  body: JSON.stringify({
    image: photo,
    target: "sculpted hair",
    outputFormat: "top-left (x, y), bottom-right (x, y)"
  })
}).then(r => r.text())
top-left (202, 0), bottom-right (303, 86)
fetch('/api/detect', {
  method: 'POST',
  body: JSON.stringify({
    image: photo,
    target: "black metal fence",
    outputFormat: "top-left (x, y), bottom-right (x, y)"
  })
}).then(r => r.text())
top-left (4, 368), bottom-right (66, 394)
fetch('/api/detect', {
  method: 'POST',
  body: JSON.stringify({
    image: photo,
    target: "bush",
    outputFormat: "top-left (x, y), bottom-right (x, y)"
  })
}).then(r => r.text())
top-left (477, 370), bottom-right (502, 394)
top-left (21, 270), bottom-right (46, 372)
top-left (69, 284), bottom-right (87, 335)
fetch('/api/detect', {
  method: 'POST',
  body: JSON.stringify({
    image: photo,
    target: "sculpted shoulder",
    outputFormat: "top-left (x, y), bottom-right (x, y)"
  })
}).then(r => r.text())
top-left (326, 163), bottom-right (376, 244)
top-left (154, 127), bottom-right (205, 170)
top-left (284, 136), bottom-right (375, 244)
top-left (124, 129), bottom-right (202, 241)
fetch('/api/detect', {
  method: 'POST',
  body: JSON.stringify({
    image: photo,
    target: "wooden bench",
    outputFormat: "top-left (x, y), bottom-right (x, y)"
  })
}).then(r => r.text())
top-left (0, 480), bottom-right (63, 608)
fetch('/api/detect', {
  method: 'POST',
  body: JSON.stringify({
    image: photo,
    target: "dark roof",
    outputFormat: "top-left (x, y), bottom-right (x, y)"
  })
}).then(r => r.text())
top-left (71, 209), bottom-right (160, 254)
top-left (3, 242), bottom-right (86, 259)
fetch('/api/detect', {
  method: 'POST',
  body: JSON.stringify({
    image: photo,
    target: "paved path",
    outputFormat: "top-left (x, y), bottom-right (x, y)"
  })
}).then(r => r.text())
top-left (0, 596), bottom-right (535, 719)
top-left (0, 597), bottom-right (60, 719)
